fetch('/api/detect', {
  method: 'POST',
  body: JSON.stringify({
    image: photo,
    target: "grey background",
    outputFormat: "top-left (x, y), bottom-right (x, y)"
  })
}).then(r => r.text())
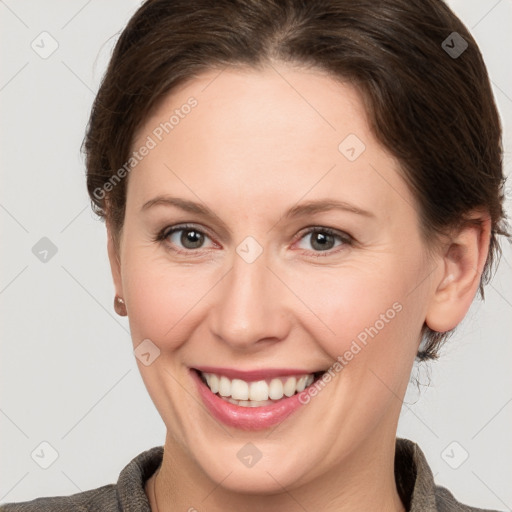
top-left (1, 0), bottom-right (511, 509)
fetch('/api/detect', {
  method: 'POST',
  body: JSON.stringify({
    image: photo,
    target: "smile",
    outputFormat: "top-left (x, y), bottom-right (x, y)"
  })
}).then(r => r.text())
top-left (199, 371), bottom-right (315, 406)
top-left (190, 367), bottom-right (325, 430)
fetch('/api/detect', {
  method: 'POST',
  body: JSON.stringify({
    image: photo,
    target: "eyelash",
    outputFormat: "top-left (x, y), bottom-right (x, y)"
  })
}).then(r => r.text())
top-left (154, 223), bottom-right (354, 258)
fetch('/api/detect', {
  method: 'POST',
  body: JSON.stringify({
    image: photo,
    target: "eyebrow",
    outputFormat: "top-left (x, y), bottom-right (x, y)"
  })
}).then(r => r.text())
top-left (141, 195), bottom-right (374, 219)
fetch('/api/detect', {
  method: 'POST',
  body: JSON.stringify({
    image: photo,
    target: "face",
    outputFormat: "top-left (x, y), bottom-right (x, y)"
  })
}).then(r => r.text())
top-left (109, 63), bottom-right (438, 493)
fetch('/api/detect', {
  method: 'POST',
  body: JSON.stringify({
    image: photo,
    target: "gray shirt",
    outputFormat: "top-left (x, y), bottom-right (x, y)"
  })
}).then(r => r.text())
top-left (0, 438), bottom-right (502, 511)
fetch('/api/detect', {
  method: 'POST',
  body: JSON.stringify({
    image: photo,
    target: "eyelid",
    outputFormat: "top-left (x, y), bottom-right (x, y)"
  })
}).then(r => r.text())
top-left (294, 225), bottom-right (353, 242)
top-left (161, 222), bottom-right (214, 240)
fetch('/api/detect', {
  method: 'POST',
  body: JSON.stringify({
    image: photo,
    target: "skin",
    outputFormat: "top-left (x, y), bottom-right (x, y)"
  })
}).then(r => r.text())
top-left (106, 62), bottom-right (490, 512)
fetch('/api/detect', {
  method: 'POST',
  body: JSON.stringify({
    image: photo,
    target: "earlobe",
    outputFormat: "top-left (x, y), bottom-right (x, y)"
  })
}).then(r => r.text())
top-left (425, 214), bottom-right (491, 333)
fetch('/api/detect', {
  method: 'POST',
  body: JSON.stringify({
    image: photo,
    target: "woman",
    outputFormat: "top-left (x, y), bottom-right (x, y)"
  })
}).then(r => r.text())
top-left (1, 0), bottom-right (508, 510)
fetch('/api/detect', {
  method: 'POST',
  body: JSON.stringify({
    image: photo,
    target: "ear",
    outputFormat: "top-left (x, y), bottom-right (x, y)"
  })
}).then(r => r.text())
top-left (106, 222), bottom-right (124, 299)
top-left (425, 212), bottom-right (491, 333)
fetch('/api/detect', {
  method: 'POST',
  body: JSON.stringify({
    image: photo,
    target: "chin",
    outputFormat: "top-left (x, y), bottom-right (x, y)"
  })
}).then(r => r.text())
top-left (188, 438), bottom-right (318, 496)
top-left (201, 457), bottom-right (305, 495)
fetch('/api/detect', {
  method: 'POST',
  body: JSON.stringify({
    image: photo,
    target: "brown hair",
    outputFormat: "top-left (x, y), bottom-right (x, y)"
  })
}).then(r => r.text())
top-left (84, 0), bottom-right (509, 361)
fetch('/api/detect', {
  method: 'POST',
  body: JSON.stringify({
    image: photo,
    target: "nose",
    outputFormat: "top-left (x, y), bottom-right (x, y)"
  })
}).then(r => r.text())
top-left (208, 244), bottom-right (291, 351)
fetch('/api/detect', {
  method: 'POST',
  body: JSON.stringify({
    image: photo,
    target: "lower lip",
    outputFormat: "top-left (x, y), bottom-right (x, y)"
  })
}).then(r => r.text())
top-left (190, 369), bottom-right (308, 431)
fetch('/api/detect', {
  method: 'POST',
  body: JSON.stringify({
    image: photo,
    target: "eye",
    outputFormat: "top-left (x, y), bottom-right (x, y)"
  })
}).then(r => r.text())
top-left (295, 227), bottom-right (352, 256)
top-left (155, 224), bottom-right (353, 257)
top-left (156, 224), bottom-right (216, 253)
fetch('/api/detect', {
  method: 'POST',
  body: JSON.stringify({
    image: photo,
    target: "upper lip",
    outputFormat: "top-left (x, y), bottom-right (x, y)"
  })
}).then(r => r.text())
top-left (192, 366), bottom-right (323, 382)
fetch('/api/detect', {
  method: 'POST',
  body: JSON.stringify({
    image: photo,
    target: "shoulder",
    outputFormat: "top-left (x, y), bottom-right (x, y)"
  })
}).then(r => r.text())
top-left (0, 445), bottom-right (163, 512)
top-left (0, 484), bottom-right (117, 511)
top-left (434, 484), bottom-right (503, 512)
top-left (395, 438), bottom-right (503, 512)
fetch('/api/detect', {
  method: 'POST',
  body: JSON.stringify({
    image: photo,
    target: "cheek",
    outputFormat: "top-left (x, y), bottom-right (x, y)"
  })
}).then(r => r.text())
top-left (121, 251), bottom-right (220, 349)
top-left (287, 262), bottom-right (426, 409)
top-left (288, 263), bottom-right (412, 356)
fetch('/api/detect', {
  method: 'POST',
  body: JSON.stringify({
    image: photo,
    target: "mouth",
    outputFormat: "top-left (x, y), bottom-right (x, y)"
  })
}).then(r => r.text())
top-left (195, 369), bottom-right (323, 406)
top-left (190, 367), bottom-right (326, 430)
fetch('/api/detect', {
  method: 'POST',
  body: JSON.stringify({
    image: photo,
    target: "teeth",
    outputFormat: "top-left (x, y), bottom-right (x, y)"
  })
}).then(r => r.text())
top-left (296, 376), bottom-right (307, 392)
top-left (249, 380), bottom-right (269, 401)
top-left (283, 376), bottom-right (297, 397)
top-left (219, 376), bottom-right (231, 397)
top-left (231, 379), bottom-right (249, 400)
top-left (268, 378), bottom-right (283, 400)
top-left (205, 373), bottom-right (219, 394)
top-left (226, 398), bottom-right (273, 407)
top-left (201, 371), bottom-right (317, 404)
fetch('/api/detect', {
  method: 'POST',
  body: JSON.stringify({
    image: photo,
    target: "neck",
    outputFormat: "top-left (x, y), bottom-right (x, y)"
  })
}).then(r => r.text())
top-left (147, 429), bottom-right (406, 512)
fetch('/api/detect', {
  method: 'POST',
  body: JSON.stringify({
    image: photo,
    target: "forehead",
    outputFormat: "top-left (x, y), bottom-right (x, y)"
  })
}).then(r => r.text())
top-left (128, 64), bottom-right (414, 220)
